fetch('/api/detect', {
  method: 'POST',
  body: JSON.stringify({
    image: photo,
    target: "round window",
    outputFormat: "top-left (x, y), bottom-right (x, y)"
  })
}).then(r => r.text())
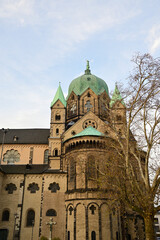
top-left (83, 119), bottom-right (97, 129)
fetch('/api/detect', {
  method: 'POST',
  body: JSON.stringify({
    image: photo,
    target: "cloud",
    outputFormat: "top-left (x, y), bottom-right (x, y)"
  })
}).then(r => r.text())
top-left (148, 25), bottom-right (160, 54)
top-left (0, 0), bottom-right (36, 25)
top-left (0, 0), bottom-right (143, 128)
top-left (0, 0), bottom-right (140, 32)
top-left (46, 0), bottom-right (141, 45)
top-left (0, 0), bottom-right (141, 71)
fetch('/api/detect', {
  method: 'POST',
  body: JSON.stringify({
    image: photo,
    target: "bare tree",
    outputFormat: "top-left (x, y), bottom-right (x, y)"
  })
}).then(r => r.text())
top-left (99, 53), bottom-right (160, 240)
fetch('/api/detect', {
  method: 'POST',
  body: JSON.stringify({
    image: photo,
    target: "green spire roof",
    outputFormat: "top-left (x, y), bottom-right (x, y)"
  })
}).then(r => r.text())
top-left (51, 84), bottom-right (66, 107)
top-left (67, 62), bottom-right (109, 99)
top-left (109, 84), bottom-right (125, 108)
top-left (72, 126), bottom-right (104, 139)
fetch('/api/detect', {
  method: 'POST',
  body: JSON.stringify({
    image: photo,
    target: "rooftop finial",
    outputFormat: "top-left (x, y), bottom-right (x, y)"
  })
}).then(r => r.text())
top-left (85, 60), bottom-right (91, 75)
top-left (87, 60), bottom-right (90, 70)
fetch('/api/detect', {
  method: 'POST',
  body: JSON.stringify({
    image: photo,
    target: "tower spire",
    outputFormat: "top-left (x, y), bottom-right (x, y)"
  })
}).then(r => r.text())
top-left (109, 84), bottom-right (125, 108)
top-left (85, 60), bottom-right (91, 74)
top-left (50, 84), bottom-right (66, 108)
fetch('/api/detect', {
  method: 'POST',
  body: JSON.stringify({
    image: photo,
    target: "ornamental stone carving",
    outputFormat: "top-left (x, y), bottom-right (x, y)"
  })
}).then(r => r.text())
top-left (48, 182), bottom-right (60, 193)
top-left (5, 183), bottom-right (17, 194)
top-left (27, 182), bottom-right (39, 193)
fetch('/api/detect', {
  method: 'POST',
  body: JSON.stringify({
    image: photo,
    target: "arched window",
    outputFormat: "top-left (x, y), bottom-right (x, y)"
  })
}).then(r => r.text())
top-left (68, 231), bottom-right (70, 240)
top-left (87, 156), bottom-right (96, 179)
top-left (2, 210), bottom-right (10, 221)
top-left (55, 114), bottom-right (61, 120)
top-left (44, 149), bottom-right (49, 163)
top-left (56, 128), bottom-right (59, 135)
top-left (116, 115), bottom-right (122, 121)
top-left (3, 149), bottom-right (20, 164)
top-left (69, 158), bottom-right (76, 181)
top-left (116, 232), bottom-right (119, 240)
top-left (26, 209), bottom-right (35, 227)
top-left (46, 209), bottom-right (57, 216)
top-left (91, 231), bottom-right (96, 240)
top-left (53, 149), bottom-right (58, 157)
top-left (127, 234), bottom-right (131, 240)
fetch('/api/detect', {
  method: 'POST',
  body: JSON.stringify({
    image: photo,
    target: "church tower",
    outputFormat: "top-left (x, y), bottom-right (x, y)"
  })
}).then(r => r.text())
top-left (110, 84), bottom-right (126, 136)
top-left (49, 84), bottom-right (66, 169)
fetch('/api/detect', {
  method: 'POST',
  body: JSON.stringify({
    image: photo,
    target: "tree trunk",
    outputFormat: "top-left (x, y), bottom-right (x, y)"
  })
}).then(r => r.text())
top-left (144, 215), bottom-right (156, 240)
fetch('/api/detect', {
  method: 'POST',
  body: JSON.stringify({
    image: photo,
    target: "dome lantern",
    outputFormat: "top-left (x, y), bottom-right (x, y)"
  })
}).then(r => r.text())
top-left (85, 60), bottom-right (91, 75)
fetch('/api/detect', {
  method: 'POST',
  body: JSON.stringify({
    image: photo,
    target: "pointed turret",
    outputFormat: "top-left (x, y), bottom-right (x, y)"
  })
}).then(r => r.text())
top-left (51, 83), bottom-right (66, 108)
top-left (109, 84), bottom-right (125, 108)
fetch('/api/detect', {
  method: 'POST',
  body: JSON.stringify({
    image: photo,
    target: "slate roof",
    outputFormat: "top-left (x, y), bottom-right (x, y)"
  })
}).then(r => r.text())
top-left (0, 164), bottom-right (48, 174)
top-left (0, 164), bottom-right (66, 174)
top-left (0, 129), bottom-right (50, 144)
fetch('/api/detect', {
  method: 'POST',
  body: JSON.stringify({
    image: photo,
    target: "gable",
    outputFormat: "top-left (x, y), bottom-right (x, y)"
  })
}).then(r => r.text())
top-left (67, 91), bottom-right (78, 102)
top-left (80, 88), bottom-right (98, 99)
top-left (63, 111), bottom-right (110, 142)
top-left (112, 100), bottom-right (126, 109)
top-left (51, 99), bottom-right (66, 109)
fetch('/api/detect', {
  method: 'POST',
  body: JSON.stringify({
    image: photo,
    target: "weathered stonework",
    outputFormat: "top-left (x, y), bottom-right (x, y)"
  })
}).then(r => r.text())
top-left (0, 64), bottom-right (145, 240)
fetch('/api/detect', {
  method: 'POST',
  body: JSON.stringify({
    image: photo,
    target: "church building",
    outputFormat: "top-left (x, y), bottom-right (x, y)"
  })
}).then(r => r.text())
top-left (0, 62), bottom-right (145, 240)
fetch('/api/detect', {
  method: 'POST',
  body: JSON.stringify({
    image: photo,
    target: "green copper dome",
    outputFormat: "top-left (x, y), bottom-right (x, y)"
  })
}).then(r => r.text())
top-left (67, 61), bottom-right (109, 98)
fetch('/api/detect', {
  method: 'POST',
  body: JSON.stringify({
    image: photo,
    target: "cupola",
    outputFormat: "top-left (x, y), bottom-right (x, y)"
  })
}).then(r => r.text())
top-left (67, 61), bottom-right (109, 99)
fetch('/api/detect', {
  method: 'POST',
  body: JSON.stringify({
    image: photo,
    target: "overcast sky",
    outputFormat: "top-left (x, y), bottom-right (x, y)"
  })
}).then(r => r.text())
top-left (0, 0), bottom-right (160, 128)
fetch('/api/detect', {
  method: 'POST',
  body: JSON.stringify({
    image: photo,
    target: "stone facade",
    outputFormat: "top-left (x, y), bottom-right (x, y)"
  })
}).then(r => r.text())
top-left (0, 63), bottom-right (145, 240)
